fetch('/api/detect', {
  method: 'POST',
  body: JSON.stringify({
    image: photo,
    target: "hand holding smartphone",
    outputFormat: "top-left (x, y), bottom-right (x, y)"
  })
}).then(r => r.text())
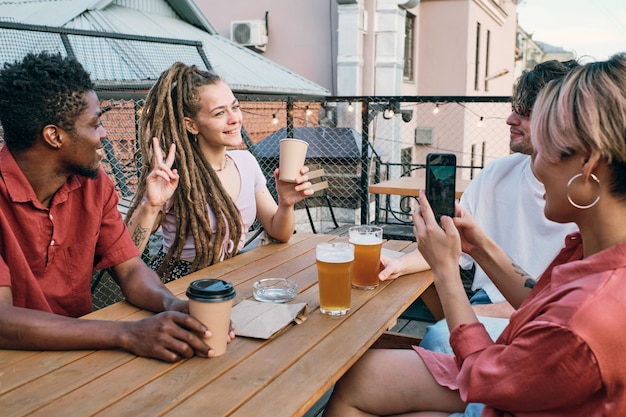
top-left (425, 153), bottom-right (457, 225)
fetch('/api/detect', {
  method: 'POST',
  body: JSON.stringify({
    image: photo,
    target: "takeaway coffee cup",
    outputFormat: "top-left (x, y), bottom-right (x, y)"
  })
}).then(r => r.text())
top-left (186, 278), bottom-right (236, 357)
top-left (279, 138), bottom-right (309, 182)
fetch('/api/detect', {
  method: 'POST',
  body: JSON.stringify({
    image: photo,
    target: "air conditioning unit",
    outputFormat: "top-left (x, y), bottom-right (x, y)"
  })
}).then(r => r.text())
top-left (231, 20), bottom-right (268, 51)
top-left (415, 127), bottom-right (434, 145)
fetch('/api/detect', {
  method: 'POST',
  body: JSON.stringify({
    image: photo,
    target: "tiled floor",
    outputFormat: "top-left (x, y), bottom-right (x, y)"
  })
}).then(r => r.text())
top-left (390, 317), bottom-right (431, 339)
top-left (394, 297), bottom-right (437, 339)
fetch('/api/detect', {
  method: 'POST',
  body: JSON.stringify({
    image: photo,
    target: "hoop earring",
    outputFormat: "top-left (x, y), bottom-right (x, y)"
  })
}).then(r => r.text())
top-left (567, 173), bottom-right (601, 209)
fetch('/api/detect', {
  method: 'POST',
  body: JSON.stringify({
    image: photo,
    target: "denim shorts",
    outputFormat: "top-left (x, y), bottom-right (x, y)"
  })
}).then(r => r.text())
top-left (468, 288), bottom-right (492, 305)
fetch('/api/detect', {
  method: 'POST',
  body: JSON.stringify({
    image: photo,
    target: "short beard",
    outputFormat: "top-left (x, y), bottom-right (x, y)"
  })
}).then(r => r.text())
top-left (69, 164), bottom-right (99, 179)
top-left (509, 141), bottom-right (534, 156)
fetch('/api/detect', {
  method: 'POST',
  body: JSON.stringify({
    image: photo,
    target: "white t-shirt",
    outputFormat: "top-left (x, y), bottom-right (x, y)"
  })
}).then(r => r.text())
top-left (161, 150), bottom-right (267, 259)
top-left (459, 153), bottom-right (578, 303)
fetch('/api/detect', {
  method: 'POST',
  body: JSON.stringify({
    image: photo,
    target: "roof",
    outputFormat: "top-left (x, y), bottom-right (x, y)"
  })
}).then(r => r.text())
top-left (255, 127), bottom-right (366, 159)
top-left (0, 0), bottom-right (329, 96)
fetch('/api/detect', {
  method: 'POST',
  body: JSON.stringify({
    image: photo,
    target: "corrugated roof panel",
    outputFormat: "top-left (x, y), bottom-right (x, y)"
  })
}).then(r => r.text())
top-left (114, 0), bottom-right (178, 17)
top-left (0, 0), bottom-right (101, 26)
top-left (68, 34), bottom-right (206, 81)
top-left (0, 27), bottom-right (66, 64)
top-left (68, 5), bottom-right (329, 95)
top-left (203, 35), bottom-right (327, 95)
top-left (0, 0), bottom-right (329, 96)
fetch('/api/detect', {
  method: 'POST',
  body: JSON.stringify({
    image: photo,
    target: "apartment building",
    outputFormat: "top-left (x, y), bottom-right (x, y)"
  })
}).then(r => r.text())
top-left (199, 0), bottom-right (520, 178)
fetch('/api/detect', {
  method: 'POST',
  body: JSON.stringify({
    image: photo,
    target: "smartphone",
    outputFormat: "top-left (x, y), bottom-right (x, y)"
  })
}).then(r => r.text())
top-left (425, 153), bottom-right (457, 224)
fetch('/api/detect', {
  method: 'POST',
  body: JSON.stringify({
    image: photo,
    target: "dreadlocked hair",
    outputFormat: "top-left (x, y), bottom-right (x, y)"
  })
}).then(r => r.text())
top-left (127, 62), bottom-right (243, 279)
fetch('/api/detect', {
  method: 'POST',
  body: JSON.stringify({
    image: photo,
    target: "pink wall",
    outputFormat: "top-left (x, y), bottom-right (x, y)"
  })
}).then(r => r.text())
top-left (195, 0), bottom-right (516, 97)
top-left (196, 0), bottom-right (337, 92)
top-left (414, 0), bottom-right (516, 96)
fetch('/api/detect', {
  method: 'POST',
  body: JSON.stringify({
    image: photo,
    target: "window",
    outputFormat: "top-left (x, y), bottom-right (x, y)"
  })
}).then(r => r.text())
top-left (474, 23), bottom-right (481, 91)
top-left (481, 141), bottom-right (486, 167)
top-left (484, 30), bottom-right (491, 91)
top-left (470, 144), bottom-right (476, 178)
top-left (403, 12), bottom-right (415, 81)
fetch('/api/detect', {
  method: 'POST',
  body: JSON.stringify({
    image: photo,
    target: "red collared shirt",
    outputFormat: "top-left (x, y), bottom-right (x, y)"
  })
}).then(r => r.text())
top-left (0, 146), bottom-right (139, 317)
top-left (416, 233), bottom-right (626, 416)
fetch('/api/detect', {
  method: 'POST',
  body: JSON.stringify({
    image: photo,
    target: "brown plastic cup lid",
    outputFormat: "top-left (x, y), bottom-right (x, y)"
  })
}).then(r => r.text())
top-left (186, 279), bottom-right (236, 302)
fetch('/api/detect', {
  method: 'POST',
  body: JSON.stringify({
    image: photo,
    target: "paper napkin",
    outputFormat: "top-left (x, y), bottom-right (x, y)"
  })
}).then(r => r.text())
top-left (231, 300), bottom-right (308, 340)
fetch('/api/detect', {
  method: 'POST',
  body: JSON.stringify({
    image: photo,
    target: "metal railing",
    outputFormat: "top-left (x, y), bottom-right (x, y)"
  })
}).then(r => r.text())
top-left (0, 23), bottom-right (513, 307)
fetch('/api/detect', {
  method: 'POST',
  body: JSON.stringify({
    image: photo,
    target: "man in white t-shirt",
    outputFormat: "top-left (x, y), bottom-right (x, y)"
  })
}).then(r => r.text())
top-left (379, 59), bottom-right (580, 353)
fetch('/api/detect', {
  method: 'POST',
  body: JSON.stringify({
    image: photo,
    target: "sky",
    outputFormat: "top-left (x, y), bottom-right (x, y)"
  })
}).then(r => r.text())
top-left (516, 0), bottom-right (626, 62)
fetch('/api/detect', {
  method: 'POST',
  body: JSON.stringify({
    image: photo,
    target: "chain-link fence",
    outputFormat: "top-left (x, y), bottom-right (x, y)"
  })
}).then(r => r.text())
top-left (92, 95), bottom-right (511, 308)
top-left (0, 22), bottom-right (512, 309)
top-left (235, 95), bottom-right (512, 231)
top-left (92, 94), bottom-right (514, 233)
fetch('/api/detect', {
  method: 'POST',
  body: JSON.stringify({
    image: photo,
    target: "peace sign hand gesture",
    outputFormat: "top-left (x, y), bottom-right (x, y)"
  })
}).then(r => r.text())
top-left (145, 137), bottom-right (179, 208)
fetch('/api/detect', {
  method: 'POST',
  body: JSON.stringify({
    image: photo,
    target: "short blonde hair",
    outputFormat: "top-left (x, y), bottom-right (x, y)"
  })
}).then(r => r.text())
top-left (531, 53), bottom-right (626, 166)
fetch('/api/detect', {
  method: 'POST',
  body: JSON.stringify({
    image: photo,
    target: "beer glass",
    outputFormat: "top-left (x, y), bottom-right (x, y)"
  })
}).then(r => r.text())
top-left (316, 242), bottom-right (354, 316)
top-left (349, 225), bottom-right (383, 290)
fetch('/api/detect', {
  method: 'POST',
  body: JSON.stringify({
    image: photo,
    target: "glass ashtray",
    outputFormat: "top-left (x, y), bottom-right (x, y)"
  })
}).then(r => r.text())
top-left (253, 278), bottom-right (297, 303)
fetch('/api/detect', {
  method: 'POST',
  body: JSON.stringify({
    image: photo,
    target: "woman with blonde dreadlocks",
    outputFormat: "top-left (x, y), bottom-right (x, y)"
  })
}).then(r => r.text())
top-left (126, 62), bottom-right (313, 282)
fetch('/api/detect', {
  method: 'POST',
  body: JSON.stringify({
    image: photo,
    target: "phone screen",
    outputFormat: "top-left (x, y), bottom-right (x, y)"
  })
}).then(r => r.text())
top-left (425, 153), bottom-right (456, 224)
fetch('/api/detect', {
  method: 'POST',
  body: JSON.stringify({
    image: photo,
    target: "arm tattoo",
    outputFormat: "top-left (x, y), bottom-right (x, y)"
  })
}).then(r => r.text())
top-left (512, 260), bottom-right (536, 288)
top-left (132, 225), bottom-right (149, 247)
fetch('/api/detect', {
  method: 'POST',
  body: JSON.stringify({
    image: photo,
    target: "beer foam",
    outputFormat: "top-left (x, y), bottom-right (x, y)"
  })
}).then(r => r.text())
top-left (349, 234), bottom-right (382, 245)
top-left (316, 251), bottom-right (354, 263)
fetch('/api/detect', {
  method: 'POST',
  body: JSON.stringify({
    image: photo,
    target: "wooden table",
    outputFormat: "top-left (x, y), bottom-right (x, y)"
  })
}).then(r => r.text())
top-left (0, 233), bottom-right (433, 417)
top-left (369, 176), bottom-right (470, 228)
top-left (369, 175), bottom-right (470, 199)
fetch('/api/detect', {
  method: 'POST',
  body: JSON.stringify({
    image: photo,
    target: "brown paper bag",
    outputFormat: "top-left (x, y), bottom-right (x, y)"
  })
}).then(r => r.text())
top-left (231, 300), bottom-right (308, 339)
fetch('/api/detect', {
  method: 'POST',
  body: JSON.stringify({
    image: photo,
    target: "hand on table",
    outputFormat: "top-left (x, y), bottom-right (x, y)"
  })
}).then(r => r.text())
top-left (379, 254), bottom-right (403, 281)
top-left (378, 249), bottom-right (430, 281)
top-left (121, 311), bottom-right (235, 363)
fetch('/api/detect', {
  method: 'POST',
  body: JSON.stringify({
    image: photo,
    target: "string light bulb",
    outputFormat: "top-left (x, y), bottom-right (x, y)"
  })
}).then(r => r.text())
top-left (347, 102), bottom-right (354, 113)
top-left (383, 107), bottom-right (395, 120)
top-left (477, 116), bottom-right (484, 127)
top-left (305, 106), bottom-right (312, 117)
top-left (433, 103), bottom-right (440, 115)
top-left (272, 113), bottom-right (279, 125)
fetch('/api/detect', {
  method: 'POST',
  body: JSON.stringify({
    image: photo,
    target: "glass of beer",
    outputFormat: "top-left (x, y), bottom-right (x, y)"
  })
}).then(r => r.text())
top-left (349, 225), bottom-right (383, 290)
top-left (316, 242), bottom-right (354, 316)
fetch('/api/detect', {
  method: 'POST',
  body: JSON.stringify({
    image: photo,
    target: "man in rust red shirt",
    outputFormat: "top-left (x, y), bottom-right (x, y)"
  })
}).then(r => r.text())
top-left (0, 52), bottom-right (229, 362)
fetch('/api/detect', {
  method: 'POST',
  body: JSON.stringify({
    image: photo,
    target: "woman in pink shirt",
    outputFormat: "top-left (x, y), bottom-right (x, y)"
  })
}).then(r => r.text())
top-left (324, 53), bottom-right (626, 416)
top-left (126, 63), bottom-right (313, 282)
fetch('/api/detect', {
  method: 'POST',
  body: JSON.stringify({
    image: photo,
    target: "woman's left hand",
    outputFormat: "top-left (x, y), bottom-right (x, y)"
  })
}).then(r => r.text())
top-left (145, 137), bottom-right (179, 207)
top-left (274, 166), bottom-right (314, 206)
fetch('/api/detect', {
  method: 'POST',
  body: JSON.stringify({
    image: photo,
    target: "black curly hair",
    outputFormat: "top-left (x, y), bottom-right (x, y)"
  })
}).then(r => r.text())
top-left (0, 51), bottom-right (94, 151)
